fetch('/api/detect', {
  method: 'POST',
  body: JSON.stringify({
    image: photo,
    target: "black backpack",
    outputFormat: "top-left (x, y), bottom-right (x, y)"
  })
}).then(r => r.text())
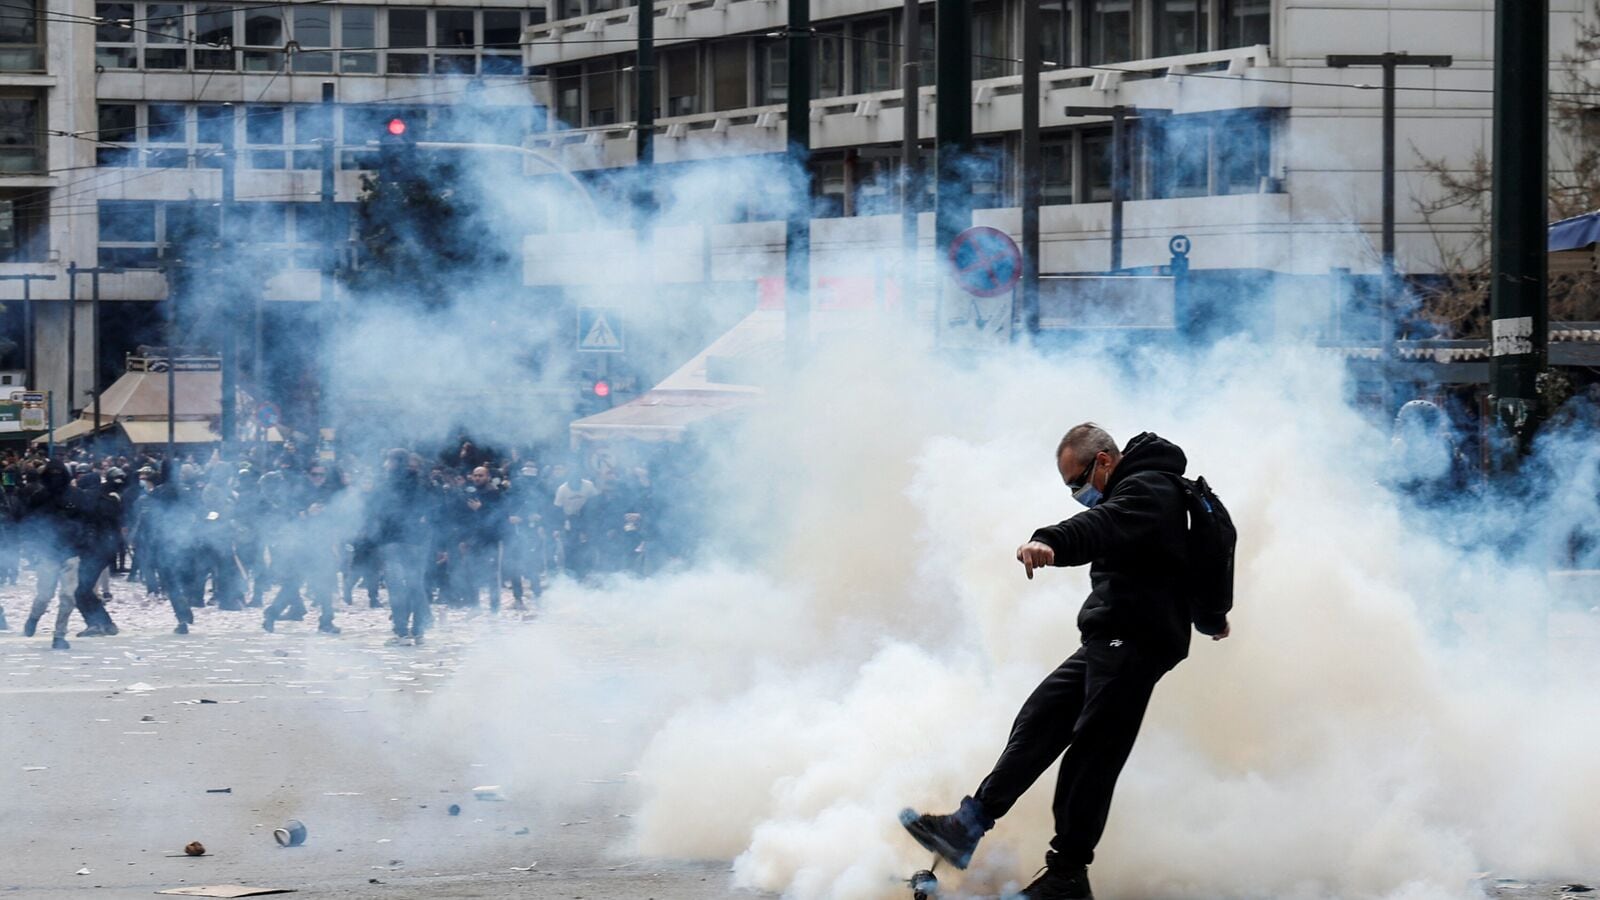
top-left (1170, 474), bottom-right (1236, 634)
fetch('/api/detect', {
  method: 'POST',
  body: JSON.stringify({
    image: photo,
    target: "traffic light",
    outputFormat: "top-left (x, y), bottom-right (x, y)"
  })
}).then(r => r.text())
top-left (377, 114), bottom-right (417, 182)
top-left (592, 379), bottom-right (611, 399)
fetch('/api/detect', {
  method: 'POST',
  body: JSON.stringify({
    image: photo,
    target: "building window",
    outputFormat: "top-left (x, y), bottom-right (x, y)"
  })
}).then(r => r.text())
top-left (711, 41), bottom-right (748, 112)
top-left (1040, 0), bottom-right (1073, 68)
top-left (852, 16), bottom-right (896, 94)
top-left (386, 9), bottom-right (429, 74)
top-left (483, 9), bottom-right (524, 74)
top-left (195, 104), bottom-right (230, 168)
top-left (340, 7), bottom-right (376, 73)
top-left (245, 105), bottom-right (286, 169)
top-left (95, 2), bottom-right (137, 68)
top-left (586, 64), bottom-right (618, 124)
top-left (1150, 115), bottom-right (1210, 198)
top-left (292, 105), bottom-right (332, 170)
top-left (757, 38), bottom-right (786, 104)
top-left (811, 153), bottom-right (845, 218)
top-left (814, 30), bottom-right (843, 98)
top-left (0, 91), bottom-right (42, 174)
top-left (1086, 0), bottom-right (1133, 65)
top-left (0, 0), bottom-right (44, 71)
top-left (194, 4), bottom-right (235, 69)
top-left (290, 6), bottom-right (333, 73)
top-left (972, 2), bottom-right (1007, 80)
top-left (146, 103), bottom-right (189, 167)
top-left (434, 8), bottom-right (477, 74)
top-left (98, 200), bottom-right (160, 268)
top-left (1215, 110), bottom-right (1273, 194)
top-left (243, 8), bottom-right (285, 70)
top-left (0, 189), bottom-right (48, 261)
top-left (969, 140), bottom-right (1009, 208)
top-left (1041, 136), bottom-right (1073, 204)
top-left (553, 65), bottom-right (582, 126)
top-left (662, 47), bottom-right (699, 116)
top-left (1221, 0), bottom-right (1269, 48)
top-left (97, 103), bottom-right (139, 167)
top-left (1084, 128), bottom-right (1113, 202)
top-left (144, 2), bottom-right (186, 68)
top-left (1154, 0), bottom-right (1207, 57)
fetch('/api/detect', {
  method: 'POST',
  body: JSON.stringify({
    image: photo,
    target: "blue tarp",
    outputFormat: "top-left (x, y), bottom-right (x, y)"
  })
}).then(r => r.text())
top-left (1550, 211), bottom-right (1600, 252)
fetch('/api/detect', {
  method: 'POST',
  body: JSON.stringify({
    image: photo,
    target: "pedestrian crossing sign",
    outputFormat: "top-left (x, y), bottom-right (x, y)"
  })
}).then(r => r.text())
top-left (578, 307), bottom-right (624, 352)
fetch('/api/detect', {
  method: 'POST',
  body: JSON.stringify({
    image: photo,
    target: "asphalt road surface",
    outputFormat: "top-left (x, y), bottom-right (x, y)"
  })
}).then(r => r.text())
top-left (0, 574), bottom-right (763, 900)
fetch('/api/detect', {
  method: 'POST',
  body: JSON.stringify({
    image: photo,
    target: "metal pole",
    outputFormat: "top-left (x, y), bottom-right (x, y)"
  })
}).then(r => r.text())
top-left (220, 105), bottom-right (238, 453)
top-left (1020, 0), bottom-right (1041, 334)
top-left (900, 0), bottom-right (920, 317)
top-left (1381, 58), bottom-right (1396, 355)
top-left (934, 0), bottom-right (972, 258)
top-left (636, 0), bottom-right (655, 172)
top-left (1111, 106), bottom-right (1126, 273)
top-left (46, 389), bottom-right (53, 458)
top-left (785, 0), bottom-right (812, 366)
top-left (22, 277), bottom-right (34, 389)
top-left (167, 287), bottom-right (177, 463)
top-left (1488, 0), bottom-right (1549, 449)
top-left (65, 262), bottom-right (77, 419)
top-left (320, 81), bottom-right (336, 445)
top-left (91, 269), bottom-right (101, 447)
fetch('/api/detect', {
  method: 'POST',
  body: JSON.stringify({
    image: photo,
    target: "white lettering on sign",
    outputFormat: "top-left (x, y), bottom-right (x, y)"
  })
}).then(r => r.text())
top-left (1491, 316), bottom-right (1534, 357)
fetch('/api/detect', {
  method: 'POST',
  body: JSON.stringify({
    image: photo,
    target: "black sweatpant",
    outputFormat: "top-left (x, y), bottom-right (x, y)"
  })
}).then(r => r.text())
top-left (973, 639), bottom-right (1165, 867)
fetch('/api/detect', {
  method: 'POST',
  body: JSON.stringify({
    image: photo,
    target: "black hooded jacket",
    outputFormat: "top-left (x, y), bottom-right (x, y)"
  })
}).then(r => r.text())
top-left (1029, 432), bottom-right (1197, 668)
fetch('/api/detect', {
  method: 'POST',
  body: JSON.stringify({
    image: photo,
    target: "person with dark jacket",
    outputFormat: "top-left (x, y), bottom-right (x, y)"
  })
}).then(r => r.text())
top-left (368, 449), bottom-right (430, 645)
top-left (67, 471), bottom-right (121, 637)
top-left (900, 426), bottom-right (1230, 900)
top-left (21, 461), bottom-right (89, 648)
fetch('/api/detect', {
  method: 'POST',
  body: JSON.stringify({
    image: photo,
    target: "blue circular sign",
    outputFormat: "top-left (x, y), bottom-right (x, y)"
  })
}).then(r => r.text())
top-left (256, 402), bottom-right (280, 428)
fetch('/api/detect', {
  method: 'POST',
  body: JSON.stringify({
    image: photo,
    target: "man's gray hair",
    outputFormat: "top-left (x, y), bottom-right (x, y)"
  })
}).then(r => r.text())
top-left (1056, 423), bottom-right (1120, 464)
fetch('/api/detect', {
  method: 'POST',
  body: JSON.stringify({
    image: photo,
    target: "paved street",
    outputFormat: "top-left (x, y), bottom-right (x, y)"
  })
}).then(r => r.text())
top-left (0, 574), bottom-right (761, 900)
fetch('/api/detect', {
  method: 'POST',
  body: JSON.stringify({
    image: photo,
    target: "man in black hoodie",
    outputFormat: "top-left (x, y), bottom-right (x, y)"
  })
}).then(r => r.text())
top-left (901, 425), bottom-right (1229, 900)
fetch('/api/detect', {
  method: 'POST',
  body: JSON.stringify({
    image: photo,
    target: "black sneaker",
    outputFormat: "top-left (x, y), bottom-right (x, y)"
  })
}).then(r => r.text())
top-left (51, 636), bottom-right (70, 650)
top-left (174, 622), bottom-right (190, 635)
top-left (102, 622), bottom-right (119, 636)
top-left (899, 805), bottom-right (984, 871)
top-left (1016, 863), bottom-right (1093, 900)
top-left (76, 625), bottom-right (108, 638)
top-left (262, 616), bottom-right (276, 633)
top-left (23, 616), bottom-right (38, 638)
top-left (318, 621), bottom-right (341, 635)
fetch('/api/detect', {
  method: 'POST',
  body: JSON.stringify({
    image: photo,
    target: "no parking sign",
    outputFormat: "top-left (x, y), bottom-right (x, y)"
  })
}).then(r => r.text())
top-left (948, 226), bottom-right (1022, 298)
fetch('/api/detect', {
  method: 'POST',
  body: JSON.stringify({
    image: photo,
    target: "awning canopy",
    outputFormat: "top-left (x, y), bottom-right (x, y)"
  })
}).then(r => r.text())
top-left (1551, 212), bottom-right (1600, 274)
top-left (30, 417), bottom-right (111, 445)
top-left (569, 391), bottom-right (757, 443)
top-left (119, 419), bottom-right (220, 444)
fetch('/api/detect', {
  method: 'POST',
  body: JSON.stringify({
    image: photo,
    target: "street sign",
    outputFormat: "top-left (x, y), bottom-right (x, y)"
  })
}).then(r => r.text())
top-left (256, 401), bottom-right (281, 428)
top-left (20, 406), bottom-right (44, 430)
top-left (949, 226), bottom-right (1022, 298)
top-left (577, 307), bottom-right (624, 353)
top-left (21, 391), bottom-right (44, 404)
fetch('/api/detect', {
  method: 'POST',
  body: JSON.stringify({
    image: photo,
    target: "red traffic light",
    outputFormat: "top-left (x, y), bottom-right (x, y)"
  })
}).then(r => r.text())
top-left (592, 380), bottom-right (611, 398)
top-left (386, 117), bottom-right (407, 136)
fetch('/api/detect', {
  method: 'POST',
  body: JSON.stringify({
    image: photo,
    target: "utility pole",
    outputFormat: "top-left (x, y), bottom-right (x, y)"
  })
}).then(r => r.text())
top-left (899, 0), bottom-right (920, 318)
top-left (219, 102), bottom-right (238, 453)
top-left (89, 266), bottom-right (123, 447)
top-left (1326, 52), bottom-right (1452, 361)
top-left (1486, 5), bottom-right (1547, 452)
top-left (0, 273), bottom-right (55, 389)
top-left (66, 261), bottom-right (77, 421)
top-left (1019, 0), bottom-right (1041, 335)
top-left (636, 0), bottom-right (655, 174)
top-left (933, 0), bottom-right (971, 259)
top-left (785, 0), bottom-right (811, 365)
top-left (319, 81), bottom-right (337, 449)
top-left (1064, 105), bottom-right (1168, 273)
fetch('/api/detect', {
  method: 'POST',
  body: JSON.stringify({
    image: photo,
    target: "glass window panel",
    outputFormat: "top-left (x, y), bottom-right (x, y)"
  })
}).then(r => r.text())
top-left (711, 40), bottom-right (747, 111)
top-left (554, 0), bottom-right (583, 20)
top-left (94, 2), bottom-right (134, 42)
top-left (586, 67), bottom-right (616, 124)
top-left (248, 150), bottom-right (285, 168)
top-left (245, 10), bottom-right (283, 45)
top-left (291, 149), bottom-right (322, 169)
top-left (481, 53), bottom-right (521, 75)
top-left (147, 149), bottom-right (188, 167)
top-left (166, 201), bottom-right (220, 245)
top-left (386, 52), bottom-right (427, 74)
top-left (97, 47), bottom-right (137, 68)
top-left (811, 156), bottom-right (844, 218)
top-left (1154, 117), bottom-right (1209, 198)
top-left (435, 54), bottom-right (476, 75)
top-left (196, 104), bottom-right (230, 143)
top-left (196, 5), bottom-right (233, 47)
top-left (1042, 137), bottom-right (1072, 203)
top-left (1084, 129), bottom-right (1112, 202)
top-left (292, 7), bottom-right (331, 46)
top-left (1041, 1), bottom-right (1070, 67)
top-left (342, 7), bottom-right (374, 45)
top-left (1216, 112), bottom-right (1270, 194)
top-left (146, 3), bottom-right (183, 42)
top-left (341, 51), bottom-right (376, 73)
top-left (1087, 0), bottom-right (1132, 65)
top-left (553, 65), bottom-right (581, 125)
top-left (246, 106), bottom-right (284, 144)
top-left (437, 9), bottom-right (474, 47)
top-left (0, 0), bottom-right (39, 43)
top-left (0, 95), bottom-right (40, 172)
top-left (294, 50), bottom-right (332, 72)
top-left (1155, 0), bottom-right (1207, 57)
top-left (757, 39), bottom-right (785, 104)
top-left (295, 105), bottom-right (332, 142)
top-left (483, 10), bottom-right (521, 48)
top-left (813, 30), bottom-right (842, 98)
top-left (662, 47), bottom-right (698, 116)
top-left (147, 103), bottom-right (185, 142)
top-left (98, 200), bottom-right (157, 242)
top-left (972, 2), bottom-right (1005, 80)
top-left (145, 48), bottom-right (185, 68)
top-left (852, 17), bottom-right (895, 93)
top-left (919, 20), bottom-right (934, 85)
top-left (388, 9), bottom-right (426, 47)
top-left (97, 102), bottom-right (137, 142)
top-left (1222, 0), bottom-right (1269, 48)
top-left (235, 203), bottom-right (287, 241)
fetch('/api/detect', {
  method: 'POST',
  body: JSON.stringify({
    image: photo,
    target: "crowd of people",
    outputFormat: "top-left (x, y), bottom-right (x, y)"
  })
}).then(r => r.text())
top-left (0, 438), bottom-right (661, 649)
